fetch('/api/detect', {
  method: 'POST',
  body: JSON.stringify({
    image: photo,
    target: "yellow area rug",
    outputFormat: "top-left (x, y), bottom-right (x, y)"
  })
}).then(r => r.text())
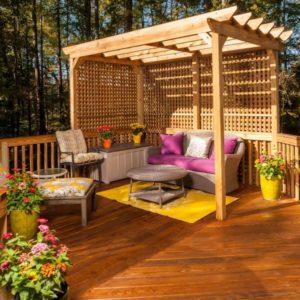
top-left (97, 182), bottom-right (238, 223)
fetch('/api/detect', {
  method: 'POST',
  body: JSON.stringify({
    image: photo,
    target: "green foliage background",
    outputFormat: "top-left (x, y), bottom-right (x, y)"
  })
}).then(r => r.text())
top-left (0, 0), bottom-right (299, 138)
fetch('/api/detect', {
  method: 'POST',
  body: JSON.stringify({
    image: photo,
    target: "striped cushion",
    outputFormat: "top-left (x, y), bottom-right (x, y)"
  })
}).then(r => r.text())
top-left (61, 152), bottom-right (103, 163)
top-left (40, 178), bottom-right (93, 197)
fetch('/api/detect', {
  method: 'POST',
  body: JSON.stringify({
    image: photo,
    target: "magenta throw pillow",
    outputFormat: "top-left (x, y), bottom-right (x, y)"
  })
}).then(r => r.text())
top-left (210, 138), bottom-right (238, 159)
top-left (160, 133), bottom-right (184, 155)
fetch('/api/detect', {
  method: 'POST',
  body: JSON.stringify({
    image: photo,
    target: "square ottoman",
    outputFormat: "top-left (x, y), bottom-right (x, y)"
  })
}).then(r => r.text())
top-left (39, 178), bottom-right (97, 226)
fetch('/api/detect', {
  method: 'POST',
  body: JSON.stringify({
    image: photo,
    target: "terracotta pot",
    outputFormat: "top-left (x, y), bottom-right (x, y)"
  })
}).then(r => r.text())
top-left (260, 175), bottom-right (282, 200)
top-left (9, 210), bottom-right (39, 240)
top-left (102, 139), bottom-right (112, 149)
top-left (132, 133), bottom-right (142, 144)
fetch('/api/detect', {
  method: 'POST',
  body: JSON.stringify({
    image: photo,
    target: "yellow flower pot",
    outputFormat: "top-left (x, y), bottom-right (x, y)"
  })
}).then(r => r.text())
top-left (10, 210), bottom-right (39, 240)
top-left (260, 175), bottom-right (282, 200)
top-left (132, 133), bottom-right (142, 144)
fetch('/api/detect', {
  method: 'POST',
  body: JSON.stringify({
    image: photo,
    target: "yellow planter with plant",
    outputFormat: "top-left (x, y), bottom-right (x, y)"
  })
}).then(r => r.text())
top-left (6, 169), bottom-right (43, 240)
top-left (130, 123), bottom-right (146, 144)
top-left (255, 153), bottom-right (285, 200)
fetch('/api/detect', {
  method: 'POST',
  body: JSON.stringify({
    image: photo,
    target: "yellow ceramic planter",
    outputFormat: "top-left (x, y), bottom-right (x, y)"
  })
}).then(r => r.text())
top-left (10, 210), bottom-right (39, 240)
top-left (260, 175), bottom-right (282, 200)
top-left (132, 133), bottom-right (142, 144)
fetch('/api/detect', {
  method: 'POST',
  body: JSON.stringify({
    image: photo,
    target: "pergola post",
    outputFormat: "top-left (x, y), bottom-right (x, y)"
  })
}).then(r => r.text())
top-left (192, 53), bottom-right (201, 129)
top-left (268, 49), bottom-right (280, 151)
top-left (211, 32), bottom-right (226, 220)
top-left (69, 57), bottom-right (80, 129)
top-left (134, 66), bottom-right (144, 124)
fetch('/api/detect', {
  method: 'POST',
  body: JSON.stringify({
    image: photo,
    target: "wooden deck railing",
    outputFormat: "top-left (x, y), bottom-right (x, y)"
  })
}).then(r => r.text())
top-left (0, 130), bottom-right (299, 200)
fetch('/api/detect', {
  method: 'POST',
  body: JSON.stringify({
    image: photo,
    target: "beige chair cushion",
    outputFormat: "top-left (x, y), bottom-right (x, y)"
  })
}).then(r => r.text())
top-left (73, 129), bottom-right (87, 153)
top-left (61, 152), bottom-right (103, 164)
top-left (56, 130), bottom-right (80, 159)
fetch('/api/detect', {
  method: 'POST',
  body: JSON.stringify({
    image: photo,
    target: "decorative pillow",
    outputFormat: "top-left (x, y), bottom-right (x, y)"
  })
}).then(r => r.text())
top-left (160, 133), bottom-right (184, 155)
top-left (209, 138), bottom-right (238, 158)
top-left (185, 135), bottom-right (212, 158)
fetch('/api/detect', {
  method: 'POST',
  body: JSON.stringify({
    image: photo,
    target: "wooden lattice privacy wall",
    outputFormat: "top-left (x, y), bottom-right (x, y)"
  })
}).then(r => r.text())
top-left (64, 6), bottom-right (294, 219)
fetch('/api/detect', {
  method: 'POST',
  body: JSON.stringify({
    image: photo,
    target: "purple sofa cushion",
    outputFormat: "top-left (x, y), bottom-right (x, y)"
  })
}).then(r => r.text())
top-left (160, 133), bottom-right (184, 155)
top-left (148, 155), bottom-right (215, 174)
top-left (209, 138), bottom-right (238, 159)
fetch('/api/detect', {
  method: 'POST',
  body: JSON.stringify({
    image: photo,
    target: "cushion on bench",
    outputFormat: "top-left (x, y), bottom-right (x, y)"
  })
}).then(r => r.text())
top-left (39, 178), bottom-right (94, 198)
top-left (148, 155), bottom-right (215, 174)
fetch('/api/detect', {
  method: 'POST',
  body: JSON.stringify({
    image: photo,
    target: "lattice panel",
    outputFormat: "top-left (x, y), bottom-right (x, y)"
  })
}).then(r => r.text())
top-left (144, 60), bottom-right (193, 145)
top-left (200, 50), bottom-right (272, 133)
top-left (76, 61), bottom-right (137, 131)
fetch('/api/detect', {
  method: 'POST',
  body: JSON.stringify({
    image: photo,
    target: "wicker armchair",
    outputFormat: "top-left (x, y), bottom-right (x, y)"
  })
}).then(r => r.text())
top-left (56, 129), bottom-right (103, 179)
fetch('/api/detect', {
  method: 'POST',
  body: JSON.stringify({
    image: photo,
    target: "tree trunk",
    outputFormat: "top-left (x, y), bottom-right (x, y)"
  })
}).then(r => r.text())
top-left (25, 20), bottom-right (32, 136)
top-left (32, 0), bottom-right (46, 134)
top-left (125, 0), bottom-right (133, 32)
top-left (84, 0), bottom-right (91, 39)
top-left (94, 0), bottom-right (99, 38)
top-left (56, 0), bottom-right (64, 119)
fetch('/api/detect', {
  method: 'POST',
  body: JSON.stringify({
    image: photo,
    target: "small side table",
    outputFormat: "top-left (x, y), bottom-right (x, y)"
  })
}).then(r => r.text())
top-left (32, 168), bottom-right (68, 179)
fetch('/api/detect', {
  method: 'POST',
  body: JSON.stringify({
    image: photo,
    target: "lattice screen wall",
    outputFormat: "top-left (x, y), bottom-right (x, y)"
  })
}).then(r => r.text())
top-left (200, 50), bottom-right (271, 132)
top-left (144, 60), bottom-right (194, 145)
top-left (75, 61), bottom-right (137, 134)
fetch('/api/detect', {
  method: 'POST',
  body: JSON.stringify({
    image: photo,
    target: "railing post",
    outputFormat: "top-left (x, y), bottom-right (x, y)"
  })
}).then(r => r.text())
top-left (1, 142), bottom-right (9, 172)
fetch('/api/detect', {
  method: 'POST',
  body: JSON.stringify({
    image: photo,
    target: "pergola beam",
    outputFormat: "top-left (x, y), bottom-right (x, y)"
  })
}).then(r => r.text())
top-left (207, 18), bottom-right (284, 51)
top-left (63, 6), bottom-right (238, 57)
top-left (103, 46), bottom-right (154, 57)
top-left (142, 52), bottom-right (192, 63)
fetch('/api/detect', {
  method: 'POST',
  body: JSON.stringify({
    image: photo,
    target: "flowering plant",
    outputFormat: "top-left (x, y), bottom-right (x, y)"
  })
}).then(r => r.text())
top-left (130, 123), bottom-right (146, 136)
top-left (6, 169), bottom-right (43, 214)
top-left (96, 125), bottom-right (113, 140)
top-left (0, 219), bottom-right (71, 300)
top-left (255, 152), bottom-right (286, 180)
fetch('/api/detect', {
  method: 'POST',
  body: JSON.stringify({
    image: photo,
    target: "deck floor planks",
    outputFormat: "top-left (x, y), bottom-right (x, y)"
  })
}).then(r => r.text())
top-left (42, 181), bottom-right (300, 299)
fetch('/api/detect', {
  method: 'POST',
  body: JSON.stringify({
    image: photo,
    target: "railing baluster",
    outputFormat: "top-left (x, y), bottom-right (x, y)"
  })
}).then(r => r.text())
top-left (37, 144), bottom-right (41, 171)
top-left (51, 142), bottom-right (55, 168)
top-left (14, 146), bottom-right (18, 170)
top-left (30, 145), bottom-right (34, 172)
top-left (44, 143), bottom-right (48, 169)
top-left (22, 145), bottom-right (26, 171)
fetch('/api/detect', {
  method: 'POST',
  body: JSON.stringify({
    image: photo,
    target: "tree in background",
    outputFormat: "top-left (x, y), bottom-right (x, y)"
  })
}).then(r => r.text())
top-left (0, 0), bottom-right (299, 137)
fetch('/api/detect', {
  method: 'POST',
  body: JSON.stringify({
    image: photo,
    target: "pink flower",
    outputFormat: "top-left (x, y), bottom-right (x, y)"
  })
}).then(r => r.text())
top-left (29, 187), bottom-right (36, 193)
top-left (5, 174), bottom-right (14, 180)
top-left (31, 243), bottom-right (48, 255)
top-left (38, 225), bottom-right (49, 234)
top-left (0, 262), bottom-right (10, 271)
top-left (19, 253), bottom-right (31, 264)
top-left (11, 168), bottom-right (21, 172)
top-left (259, 155), bottom-right (266, 163)
top-left (18, 182), bottom-right (27, 190)
top-left (0, 243), bottom-right (4, 250)
top-left (2, 233), bottom-right (13, 240)
top-left (44, 233), bottom-right (57, 244)
top-left (37, 218), bottom-right (48, 224)
top-left (56, 244), bottom-right (69, 256)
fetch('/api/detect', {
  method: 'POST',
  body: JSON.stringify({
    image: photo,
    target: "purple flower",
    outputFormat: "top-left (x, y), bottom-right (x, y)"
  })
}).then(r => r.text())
top-left (31, 243), bottom-right (48, 255)
top-left (38, 225), bottom-right (50, 234)
top-left (259, 155), bottom-right (266, 163)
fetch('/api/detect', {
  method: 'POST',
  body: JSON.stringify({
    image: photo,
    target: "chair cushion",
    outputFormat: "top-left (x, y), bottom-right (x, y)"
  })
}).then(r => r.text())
top-left (160, 133), bottom-right (184, 155)
top-left (73, 129), bottom-right (87, 153)
top-left (56, 130), bottom-right (79, 159)
top-left (39, 178), bottom-right (94, 198)
top-left (61, 152), bottom-right (103, 163)
top-left (148, 155), bottom-right (215, 174)
top-left (185, 135), bottom-right (212, 158)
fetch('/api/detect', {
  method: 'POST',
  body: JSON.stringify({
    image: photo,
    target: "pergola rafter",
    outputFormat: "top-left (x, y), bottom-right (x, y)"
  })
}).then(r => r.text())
top-left (63, 6), bottom-right (293, 221)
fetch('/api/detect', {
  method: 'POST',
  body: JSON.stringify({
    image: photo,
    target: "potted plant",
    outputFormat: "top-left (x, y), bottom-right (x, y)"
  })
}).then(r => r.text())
top-left (255, 152), bottom-right (285, 200)
top-left (130, 123), bottom-right (146, 144)
top-left (6, 169), bottom-right (43, 240)
top-left (96, 125), bottom-right (113, 149)
top-left (0, 219), bottom-right (71, 299)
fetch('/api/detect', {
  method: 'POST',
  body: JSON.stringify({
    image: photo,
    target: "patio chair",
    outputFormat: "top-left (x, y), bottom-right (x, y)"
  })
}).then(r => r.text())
top-left (56, 129), bottom-right (103, 179)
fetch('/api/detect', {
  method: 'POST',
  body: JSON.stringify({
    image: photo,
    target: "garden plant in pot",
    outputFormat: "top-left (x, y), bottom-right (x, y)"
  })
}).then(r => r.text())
top-left (130, 123), bottom-right (146, 144)
top-left (96, 125), bottom-right (113, 149)
top-left (255, 152), bottom-right (285, 200)
top-left (0, 219), bottom-right (71, 299)
top-left (6, 169), bottom-right (43, 240)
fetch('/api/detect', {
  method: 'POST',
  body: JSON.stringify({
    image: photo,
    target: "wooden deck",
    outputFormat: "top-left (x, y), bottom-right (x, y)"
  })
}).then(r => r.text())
top-left (43, 181), bottom-right (300, 299)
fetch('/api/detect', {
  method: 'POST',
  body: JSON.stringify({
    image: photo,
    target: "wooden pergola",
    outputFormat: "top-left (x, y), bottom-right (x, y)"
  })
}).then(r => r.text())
top-left (63, 6), bottom-right (292, 220)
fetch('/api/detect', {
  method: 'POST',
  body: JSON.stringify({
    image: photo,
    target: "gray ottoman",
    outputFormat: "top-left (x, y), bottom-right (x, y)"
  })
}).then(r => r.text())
top-left (127, 165), bottom-right (188, 208)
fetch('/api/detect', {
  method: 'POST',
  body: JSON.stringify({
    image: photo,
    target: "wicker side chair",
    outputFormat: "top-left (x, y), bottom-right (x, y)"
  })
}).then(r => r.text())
top-left (56, 129), bottom-right (103, 179)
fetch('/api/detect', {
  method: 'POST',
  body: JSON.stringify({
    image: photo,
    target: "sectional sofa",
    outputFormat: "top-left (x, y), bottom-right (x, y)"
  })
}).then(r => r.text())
top-left (146, 130), bottom-right (245, 194)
